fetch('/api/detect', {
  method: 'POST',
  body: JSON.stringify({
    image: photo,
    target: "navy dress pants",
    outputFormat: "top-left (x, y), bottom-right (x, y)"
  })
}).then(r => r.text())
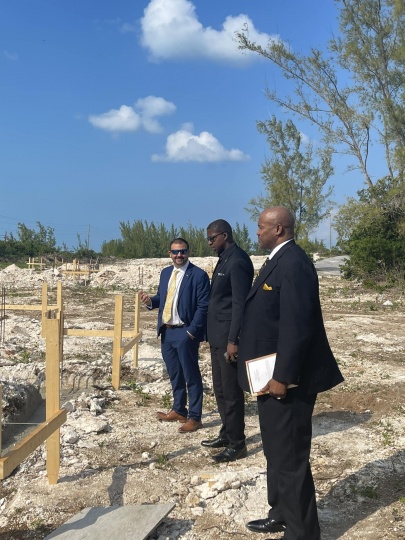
top-left (161, 327), bottom-right (203, 421)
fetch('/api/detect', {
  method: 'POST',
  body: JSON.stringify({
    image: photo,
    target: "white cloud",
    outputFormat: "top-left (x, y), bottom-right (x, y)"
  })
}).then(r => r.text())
top-left (4, 50), bottom-right (18, 61)
top-left (88, 96), bottom-right (176, 134)
top-left (120, 22), bottom-right (136, 34)
top-left (152, 124), bottom-right (250, 162)
top-left (140, 0), bottom-right (279, 63)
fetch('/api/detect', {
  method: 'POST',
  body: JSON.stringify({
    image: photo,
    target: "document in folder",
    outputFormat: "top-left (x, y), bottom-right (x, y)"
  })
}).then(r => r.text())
top-left (246, 354), bottom-right (297, 395)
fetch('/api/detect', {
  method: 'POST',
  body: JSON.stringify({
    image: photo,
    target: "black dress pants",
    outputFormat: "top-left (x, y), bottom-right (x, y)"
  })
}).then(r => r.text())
top-left (210, 345), bottom-right (245, 449)
top-left (257, 390), bottom-right (320, 540)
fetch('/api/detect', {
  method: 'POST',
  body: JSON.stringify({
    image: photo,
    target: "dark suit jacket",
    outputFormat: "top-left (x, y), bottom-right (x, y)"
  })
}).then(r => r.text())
top-left (151, 262), bottom-right (210, 342)
top-left (207, 243), bottom-right (254, 347)
top-left (238, 241), bottom-right (343, 394)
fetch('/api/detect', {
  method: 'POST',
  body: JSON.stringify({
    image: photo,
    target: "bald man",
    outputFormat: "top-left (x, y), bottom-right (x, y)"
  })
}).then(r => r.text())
top-left (237, 207), bottom-right (343, 540)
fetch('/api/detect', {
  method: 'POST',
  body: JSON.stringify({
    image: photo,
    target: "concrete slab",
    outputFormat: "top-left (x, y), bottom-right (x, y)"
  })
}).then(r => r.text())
top-left (45, 503), bottom-right (175, 540)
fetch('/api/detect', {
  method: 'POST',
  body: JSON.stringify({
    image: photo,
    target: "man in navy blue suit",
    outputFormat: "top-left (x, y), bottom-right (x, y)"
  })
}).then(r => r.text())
top-left (139, 237), bottom-right (210, 433)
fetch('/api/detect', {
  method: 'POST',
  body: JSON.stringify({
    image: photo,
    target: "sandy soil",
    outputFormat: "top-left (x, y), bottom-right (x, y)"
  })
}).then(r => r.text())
top-left (0, 258), bottom-right (404, 540)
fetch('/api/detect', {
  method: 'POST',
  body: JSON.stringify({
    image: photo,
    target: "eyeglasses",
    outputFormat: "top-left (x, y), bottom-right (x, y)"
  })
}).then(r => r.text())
top-left (170, 249), bottom-right (188, 255)
top-left (207, 232), bottom-right (225, 243)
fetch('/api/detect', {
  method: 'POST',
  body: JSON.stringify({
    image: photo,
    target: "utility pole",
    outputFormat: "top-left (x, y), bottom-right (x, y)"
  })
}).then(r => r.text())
top-left (329, 213), bottom-right (332, 255)
top-left (87, 225), bottom-right (90, 251)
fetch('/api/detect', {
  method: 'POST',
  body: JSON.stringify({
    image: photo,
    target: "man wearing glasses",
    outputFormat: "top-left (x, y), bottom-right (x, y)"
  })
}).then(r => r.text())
top-left (202, 220), bottom-right (254, 462)
top-left (139, 238), bottom-right (210, 433)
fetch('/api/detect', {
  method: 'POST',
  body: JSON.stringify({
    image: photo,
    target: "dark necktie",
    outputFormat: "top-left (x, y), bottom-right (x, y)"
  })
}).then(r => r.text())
top-left (254, 257), bottom-right (269, 283)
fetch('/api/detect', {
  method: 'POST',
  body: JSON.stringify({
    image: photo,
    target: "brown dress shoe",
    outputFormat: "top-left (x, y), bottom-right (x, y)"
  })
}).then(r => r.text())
top-left (178, 419), bottom-right (203, 433)
top-left (156, 410), bottom-right (187, 423)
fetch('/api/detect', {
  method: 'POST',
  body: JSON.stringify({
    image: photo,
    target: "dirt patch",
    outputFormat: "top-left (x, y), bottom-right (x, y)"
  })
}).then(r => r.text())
top-left (0, 263), bottom-right (404, 540)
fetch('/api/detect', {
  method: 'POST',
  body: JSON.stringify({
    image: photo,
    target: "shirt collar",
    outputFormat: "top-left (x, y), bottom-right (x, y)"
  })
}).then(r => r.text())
top-left (173, 261), bottom-right (189, 273)
top-left (268, 239), bottom-right (293, 260)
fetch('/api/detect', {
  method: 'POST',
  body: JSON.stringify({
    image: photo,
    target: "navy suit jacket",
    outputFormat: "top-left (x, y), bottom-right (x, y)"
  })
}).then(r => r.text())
top-left (151, 262), bottom-right (210, 342)
top-left (238, 241), bottom-right (343, 395)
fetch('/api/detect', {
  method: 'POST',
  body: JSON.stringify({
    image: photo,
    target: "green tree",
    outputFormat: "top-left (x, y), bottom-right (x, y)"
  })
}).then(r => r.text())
top-left (340, 177), bottom-right (405, 282)
top-left (246, 117), bottom-right (333, 239)
top-left (237, 0), bottom-right (405, 282)
top-left (17, 222), bottom-right (57, 256)
top-left (237, 0), bottom-right (405, 192)
top-left (233, 222), bottom-right (254, 254)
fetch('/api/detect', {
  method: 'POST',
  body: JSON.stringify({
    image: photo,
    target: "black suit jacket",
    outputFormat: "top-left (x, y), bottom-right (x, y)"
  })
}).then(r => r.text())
top-left (238, 241), bottom-right (343, 394)
top-left (207, 243), bottom-right (254, 348)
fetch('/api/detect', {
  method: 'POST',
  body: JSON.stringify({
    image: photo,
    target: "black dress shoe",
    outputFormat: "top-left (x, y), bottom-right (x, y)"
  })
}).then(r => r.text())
top-left (212, 445), bottom-right (247, 463)
top-left (246, 517), bottom-right (286, 533)
top-left (201, 436), bottom-right (229, 448)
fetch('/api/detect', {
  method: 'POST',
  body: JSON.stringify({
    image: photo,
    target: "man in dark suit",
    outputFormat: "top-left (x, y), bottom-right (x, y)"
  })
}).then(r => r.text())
top-left (237, 207), bottom-right (344, 539)
top-left (139, 237), bottom-right (210, 433)
top-left (202, 219), bottom-right (254, 462)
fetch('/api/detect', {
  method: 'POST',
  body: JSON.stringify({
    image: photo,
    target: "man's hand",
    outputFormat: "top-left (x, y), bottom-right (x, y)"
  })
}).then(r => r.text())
top-left (225, 342), bottom-right (238, 364)
top-left (260, 379), bottom-right (288, 399)
top-left (138, 290), bottom-right (152, 308)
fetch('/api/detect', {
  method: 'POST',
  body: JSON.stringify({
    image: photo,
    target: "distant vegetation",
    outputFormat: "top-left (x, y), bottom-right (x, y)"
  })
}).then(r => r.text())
top-left (0, 220), bottom-right (331, 265)
top-left (0, 222), bottom-right (98, 265)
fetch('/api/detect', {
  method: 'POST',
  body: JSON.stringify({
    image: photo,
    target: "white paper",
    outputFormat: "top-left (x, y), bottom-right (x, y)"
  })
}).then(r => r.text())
top-left (247, 354), bottom-right (277, 393)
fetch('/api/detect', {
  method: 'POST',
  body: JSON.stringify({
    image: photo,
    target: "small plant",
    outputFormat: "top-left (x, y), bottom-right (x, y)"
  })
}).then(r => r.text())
top-left (379, 419), bottom-right (395, 446)
top-left (350, 484), bottom-right (378, 499)
top-left (17, 349), bottom-right (31, 364)
top-left (128, 380), bottom-right (151, 405)
top-left (31, 518), bottom-right (50, 534)
top-left (161, 390), bottom-right (172, 409)
top-left (359, 486), bottom-right (378, 499)
top-left (156, 453), bottom-right (169, 466)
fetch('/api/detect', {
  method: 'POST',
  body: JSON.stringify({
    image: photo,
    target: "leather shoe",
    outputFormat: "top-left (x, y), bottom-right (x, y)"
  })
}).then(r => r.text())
top-left (201, 436), bottom-right (229, 448)
top-left (212, 445), bottom-right (247, 463)
top-left (156, 409), bottom-right (187, 423)
top-left (178, 419), bottom-right (203, 433)
top-left (246, 517), bottom-right (286, 533)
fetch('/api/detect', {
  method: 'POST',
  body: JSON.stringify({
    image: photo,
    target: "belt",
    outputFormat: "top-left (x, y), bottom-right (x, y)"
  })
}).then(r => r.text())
top-left (164, 324), bottom-right (186, 329)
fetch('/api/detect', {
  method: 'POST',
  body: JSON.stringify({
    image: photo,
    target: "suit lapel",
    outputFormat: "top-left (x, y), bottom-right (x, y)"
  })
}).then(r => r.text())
top-left (247, 241), bottom-right (295, 299)
top-left (248, 257), bottom-right (277, 298)
top-left (178, 262), bottom-right (193, 300)
top-left (210, 258), bottom-right (221, 289)
top-left (162, 267), bottom-right (174, 303)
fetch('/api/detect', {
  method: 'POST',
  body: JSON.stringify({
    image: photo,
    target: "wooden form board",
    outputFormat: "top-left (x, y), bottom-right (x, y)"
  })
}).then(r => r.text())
top-left (0, 409), bottom-right (66, 480)
top-left (1, 282), bottom-right (142, 483)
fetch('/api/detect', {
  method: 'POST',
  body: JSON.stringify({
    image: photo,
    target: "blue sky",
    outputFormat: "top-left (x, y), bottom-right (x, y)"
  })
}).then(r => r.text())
top-left (1, 0), bottom-right (361, 252)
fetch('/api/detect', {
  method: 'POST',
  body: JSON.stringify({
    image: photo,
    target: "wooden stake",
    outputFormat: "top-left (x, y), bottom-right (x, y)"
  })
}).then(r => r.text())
top-left (112, 295), bottom-right (123, 390)
top-left (45, 317), bottom-right (62, 484)
top-left (133, 294), bottom-right (140, 368)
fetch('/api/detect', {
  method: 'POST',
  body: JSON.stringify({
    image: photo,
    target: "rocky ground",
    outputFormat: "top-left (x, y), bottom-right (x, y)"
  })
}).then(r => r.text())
top-left (0, 257), bottom-right (404, 540)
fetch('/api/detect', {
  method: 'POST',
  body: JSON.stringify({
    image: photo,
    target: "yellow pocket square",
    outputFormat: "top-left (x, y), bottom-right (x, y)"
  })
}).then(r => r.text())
top-left (263, 284), bottom-right (273, 291)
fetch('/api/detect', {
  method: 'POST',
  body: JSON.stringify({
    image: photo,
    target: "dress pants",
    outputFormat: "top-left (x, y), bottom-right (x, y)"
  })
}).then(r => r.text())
top-left (257, 390), bottom-right (320, 540)
top-left (161, 327), bottom-right (203, 421)
top-left (210, 345), bottom-right (245, 449)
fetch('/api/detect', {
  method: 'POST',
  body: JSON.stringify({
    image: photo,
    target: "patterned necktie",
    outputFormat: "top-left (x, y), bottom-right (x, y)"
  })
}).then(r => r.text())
top-left (163, 269), bottom-right (179, 323)
top-left (254, 258), bottom-right (269, 283)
